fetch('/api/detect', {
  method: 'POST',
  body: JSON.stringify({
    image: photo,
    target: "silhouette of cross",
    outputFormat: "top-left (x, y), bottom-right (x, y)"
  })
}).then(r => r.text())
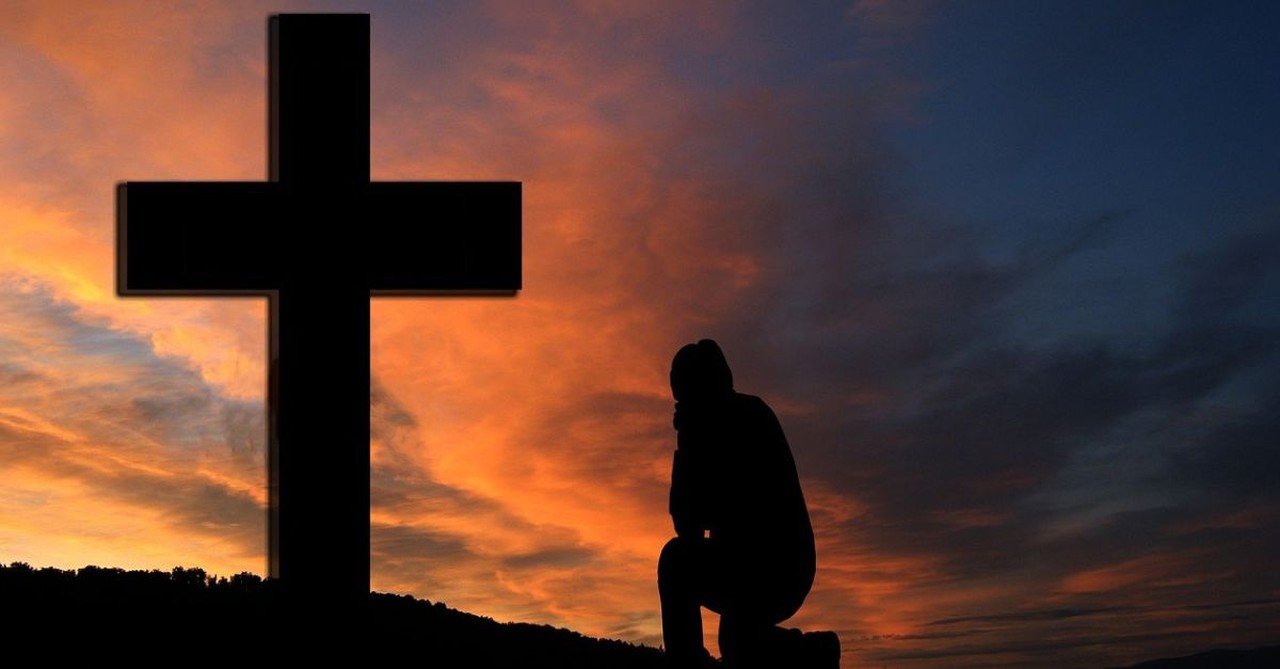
top-left (116, 14), bottom-right (520, 605)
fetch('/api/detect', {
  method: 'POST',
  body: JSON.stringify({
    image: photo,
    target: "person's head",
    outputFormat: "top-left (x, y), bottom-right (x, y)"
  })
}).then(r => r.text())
top-left (669, 339), bottom-right (734, 402)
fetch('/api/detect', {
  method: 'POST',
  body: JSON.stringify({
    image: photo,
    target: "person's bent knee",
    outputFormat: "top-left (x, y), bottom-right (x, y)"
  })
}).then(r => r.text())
top-left (658, 536), bottom-right (697, 588)
top-left (657, 536), bottom-right (684, 582)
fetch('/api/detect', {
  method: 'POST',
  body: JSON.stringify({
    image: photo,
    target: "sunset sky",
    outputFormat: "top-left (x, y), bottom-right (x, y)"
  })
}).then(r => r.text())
top-left (2, 1), bottom-right (1278, 666)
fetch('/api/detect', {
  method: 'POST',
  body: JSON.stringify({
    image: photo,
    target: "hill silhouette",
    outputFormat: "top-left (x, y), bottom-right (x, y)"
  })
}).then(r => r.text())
top-left (1, 561), bottom-right (675, 666)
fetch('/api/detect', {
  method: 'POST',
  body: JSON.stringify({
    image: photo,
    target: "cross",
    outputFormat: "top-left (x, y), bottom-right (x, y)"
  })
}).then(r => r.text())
top-left (116, 14), bottom-right (520, 606)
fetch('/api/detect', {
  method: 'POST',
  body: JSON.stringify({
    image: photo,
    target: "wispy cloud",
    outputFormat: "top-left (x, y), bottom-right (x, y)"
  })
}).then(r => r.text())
top-left (0, 275), bottom-right (263, 575)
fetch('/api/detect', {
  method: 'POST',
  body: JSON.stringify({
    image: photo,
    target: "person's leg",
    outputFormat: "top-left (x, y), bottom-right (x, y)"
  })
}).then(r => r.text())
top-left (722, 620), bottom-right (840, 669)
top-left (718, 613), bottom-right (773, 667)
top-left (658, 537), bottom-right (711, 665)
top-left (715, 553), bottom-right (816, 667)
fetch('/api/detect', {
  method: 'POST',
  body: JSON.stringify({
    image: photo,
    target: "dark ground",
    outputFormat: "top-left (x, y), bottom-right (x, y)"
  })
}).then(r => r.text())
top-left (3, 562), bottom-right (1273, 667)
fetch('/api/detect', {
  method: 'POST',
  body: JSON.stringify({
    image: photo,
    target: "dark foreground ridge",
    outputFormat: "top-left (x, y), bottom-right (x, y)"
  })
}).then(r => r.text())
top-left (1, 562), bottom-right (671, 666)
top-left (6, 562), bottom-right (1275, 667)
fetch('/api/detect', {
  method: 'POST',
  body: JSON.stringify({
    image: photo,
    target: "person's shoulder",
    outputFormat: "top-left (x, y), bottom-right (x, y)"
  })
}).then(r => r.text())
top-left (730, 393), bottom-right (791, 454)
top-left (731, 391), bottom-right (764, 404)
top-left (730, 392), bottom-right (777, 418)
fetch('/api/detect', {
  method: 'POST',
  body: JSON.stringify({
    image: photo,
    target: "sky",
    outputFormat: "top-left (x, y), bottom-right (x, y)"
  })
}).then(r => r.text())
top-left (1, 1), bottom-right (1278, 666)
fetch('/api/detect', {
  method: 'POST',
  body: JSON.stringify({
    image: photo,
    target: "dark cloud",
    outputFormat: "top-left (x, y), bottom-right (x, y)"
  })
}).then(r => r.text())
top-left (929, 598), bottom-right (1280, 632)
top-left (928, 605), bottom-right (1132, 626)
top-left (517, 390), bottom-right (672, 482)
top-left (372, 522), bottom-right (476, 566)
top-left (371, 374), bottom-right (519, 519)
top-left (0, 360), bottom-right (42, 386)
top-left (667, 59), bottom-right (1280, 648)
top-left (110, 470), bottom-right (263, 547)
top-left (880, 630), bottom-right (1195, 663)
top-left (501, 547), bottom-right (597, 571)
top-left (780, 219), bottom-right (1273, 519)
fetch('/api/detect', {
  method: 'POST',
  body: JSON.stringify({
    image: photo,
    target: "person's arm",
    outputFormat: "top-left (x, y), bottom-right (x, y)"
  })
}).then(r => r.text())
top-left (669, 447), bottom-right (702, 538)
top-left (755, 397), bottom-right (816, 559)
top-left (669, 403), bottom-right (706, 538)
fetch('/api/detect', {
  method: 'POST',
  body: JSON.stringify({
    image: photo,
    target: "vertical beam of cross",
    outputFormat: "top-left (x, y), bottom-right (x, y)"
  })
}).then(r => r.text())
top-left (117, 14), bottom-right (521, 607)
top-left (268, 12), bottom-right (371, 603)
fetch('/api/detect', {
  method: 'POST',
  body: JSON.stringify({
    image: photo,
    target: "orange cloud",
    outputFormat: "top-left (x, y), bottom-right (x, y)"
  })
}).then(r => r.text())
top-left (1057, 554), bottom-right (1188, 595)
top-left (0, 276), bottom-right (264, 576)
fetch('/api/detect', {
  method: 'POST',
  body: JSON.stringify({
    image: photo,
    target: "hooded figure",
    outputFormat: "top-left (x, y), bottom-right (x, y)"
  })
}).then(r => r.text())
top-left (659, 340), bottom-right (827, 667)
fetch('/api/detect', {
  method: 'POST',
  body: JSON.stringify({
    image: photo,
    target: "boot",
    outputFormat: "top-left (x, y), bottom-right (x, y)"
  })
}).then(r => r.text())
top-left (801, 630), bottom-right (840, 668)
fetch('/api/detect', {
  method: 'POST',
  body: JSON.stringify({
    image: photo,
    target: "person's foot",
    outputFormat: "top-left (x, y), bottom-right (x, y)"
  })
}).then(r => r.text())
top-left (801, 630), bottom-right (841, 668)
